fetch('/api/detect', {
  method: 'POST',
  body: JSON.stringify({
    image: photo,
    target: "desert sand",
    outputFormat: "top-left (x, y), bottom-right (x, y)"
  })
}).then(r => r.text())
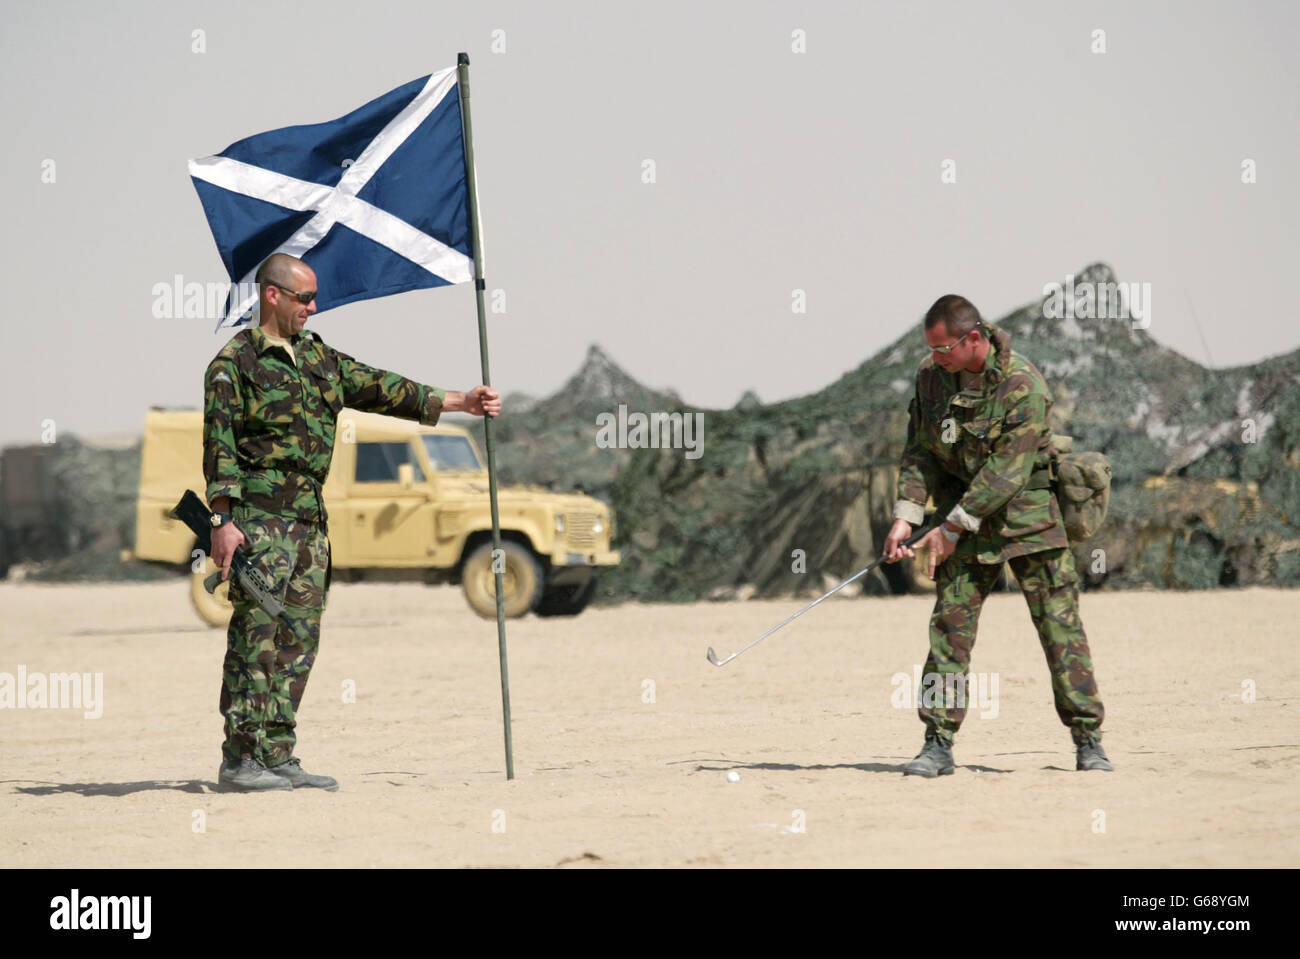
top-left (1, 580), bottom-right (1296, 868)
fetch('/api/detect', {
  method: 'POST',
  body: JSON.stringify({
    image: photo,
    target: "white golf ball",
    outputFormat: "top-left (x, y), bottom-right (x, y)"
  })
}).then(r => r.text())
top-left (727, 771), bottom-right (741, 783)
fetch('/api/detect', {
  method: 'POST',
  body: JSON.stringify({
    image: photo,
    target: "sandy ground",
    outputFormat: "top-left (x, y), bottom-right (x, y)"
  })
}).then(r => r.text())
top-left (0, 579), bottom-right (1296, 868)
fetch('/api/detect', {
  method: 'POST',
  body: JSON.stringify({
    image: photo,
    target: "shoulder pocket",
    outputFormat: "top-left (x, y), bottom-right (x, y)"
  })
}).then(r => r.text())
top-left (958, 415), bottom-right (1002, 473)
top-left (304, 355), bottom-right (344, 417)
top-left (252, 367), bottom-right (294, 393)
top-left (245, 367), bottom-right (297, 427)
top-left (960, 416), bottom-right (1002, 442)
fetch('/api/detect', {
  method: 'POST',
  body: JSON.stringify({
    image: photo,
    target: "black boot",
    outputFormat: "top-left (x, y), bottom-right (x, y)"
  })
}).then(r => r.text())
top-left (903, 732), bottom-right (955, 778)
top-left (267, 757), bottom-right (339, 791)
top-left (218, 757), bottom-right (293, 792)
top-left (1076, 735), bottom-right (1114, 772)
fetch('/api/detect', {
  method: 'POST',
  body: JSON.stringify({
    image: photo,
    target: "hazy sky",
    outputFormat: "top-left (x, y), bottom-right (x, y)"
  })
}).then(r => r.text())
top-left (2, 0), bottom-right (1297, 446)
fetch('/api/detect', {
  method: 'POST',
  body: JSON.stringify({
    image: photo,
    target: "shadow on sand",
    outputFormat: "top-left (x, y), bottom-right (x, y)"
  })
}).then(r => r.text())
top-left (683, 759), bottom-right (1014, 775)
top-left (4, 779), bottom-right (213, 796)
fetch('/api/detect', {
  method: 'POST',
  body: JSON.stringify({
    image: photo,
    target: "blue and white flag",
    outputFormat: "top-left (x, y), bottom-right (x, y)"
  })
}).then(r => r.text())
top-left (189, 68), bottom-right (473, 331)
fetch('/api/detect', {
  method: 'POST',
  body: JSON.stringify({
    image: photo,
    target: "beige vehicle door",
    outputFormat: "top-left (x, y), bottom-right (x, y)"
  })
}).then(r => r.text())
top-left (340, 438), bottom-right (436, 565)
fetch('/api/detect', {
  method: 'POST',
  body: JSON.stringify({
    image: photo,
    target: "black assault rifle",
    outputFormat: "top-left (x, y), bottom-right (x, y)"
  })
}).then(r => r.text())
top-left (171, 490), bottom-right (312, 644)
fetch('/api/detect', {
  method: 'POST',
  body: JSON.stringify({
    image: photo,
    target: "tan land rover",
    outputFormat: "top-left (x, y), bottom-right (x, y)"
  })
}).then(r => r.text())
top-left (133, 409), bottom-right (619, 626)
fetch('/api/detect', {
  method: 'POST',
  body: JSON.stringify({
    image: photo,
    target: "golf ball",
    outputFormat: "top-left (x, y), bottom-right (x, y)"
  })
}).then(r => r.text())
top-left (727, 771), bottom-right (741, 783)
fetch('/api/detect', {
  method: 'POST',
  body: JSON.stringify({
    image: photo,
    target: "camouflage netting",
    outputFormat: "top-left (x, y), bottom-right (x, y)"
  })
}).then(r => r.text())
top-left (16, 435), bottom-right (173, 582)
top-left (8, 263), bottom-right (1299, 595)
top-left (527, 263), bottom-right (1300, 601)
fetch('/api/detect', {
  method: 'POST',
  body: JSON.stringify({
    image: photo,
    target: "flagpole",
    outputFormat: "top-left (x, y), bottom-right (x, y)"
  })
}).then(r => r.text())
top-left (457, 51), bottom-right (514, 781)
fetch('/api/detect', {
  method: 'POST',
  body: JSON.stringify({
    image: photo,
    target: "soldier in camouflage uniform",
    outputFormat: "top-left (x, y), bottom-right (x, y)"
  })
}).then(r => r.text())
top-left (204, 253), bottom-right (501, 792)
top-left (883, 294), bottom-right (1111, 776)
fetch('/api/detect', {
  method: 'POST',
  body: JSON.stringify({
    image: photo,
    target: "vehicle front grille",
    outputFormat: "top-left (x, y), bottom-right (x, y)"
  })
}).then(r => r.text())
top-left (566, 512), bottom-right (598, 548)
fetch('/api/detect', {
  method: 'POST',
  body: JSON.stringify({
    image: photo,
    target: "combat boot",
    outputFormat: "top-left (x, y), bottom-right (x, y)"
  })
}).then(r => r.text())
top-left (903, 732), bottom-right (955, 778)
top-left (218, 757), bottom-right (292, 792)
top-left (1076, 736), bottom-right (1114, 772)
top-left (267, 757), bottom-right (339, 791)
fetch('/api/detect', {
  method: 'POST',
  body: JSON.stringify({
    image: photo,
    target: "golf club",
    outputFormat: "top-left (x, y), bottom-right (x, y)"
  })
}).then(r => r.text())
top-left (706, 525), bottom-right (932, 667)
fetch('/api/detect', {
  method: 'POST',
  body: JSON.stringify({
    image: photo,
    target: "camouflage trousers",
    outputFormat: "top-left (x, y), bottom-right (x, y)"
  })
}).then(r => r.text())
top-left (219, 508), bottom-right (329, 767)
top-left (920, 546), bottom-right (1104, 746)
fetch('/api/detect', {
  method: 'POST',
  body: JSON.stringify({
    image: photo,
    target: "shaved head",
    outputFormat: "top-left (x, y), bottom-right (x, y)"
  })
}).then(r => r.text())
top-left (255, 252), bottom-right (308, 291)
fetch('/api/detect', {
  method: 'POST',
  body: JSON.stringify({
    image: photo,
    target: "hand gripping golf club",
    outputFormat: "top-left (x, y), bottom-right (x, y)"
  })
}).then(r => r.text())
top-left (706, 526), bottom-right (932, 667)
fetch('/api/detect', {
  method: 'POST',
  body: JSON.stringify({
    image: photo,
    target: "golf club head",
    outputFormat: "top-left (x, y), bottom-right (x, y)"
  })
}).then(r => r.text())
top-left (706, 647), bottom-right (722, 667)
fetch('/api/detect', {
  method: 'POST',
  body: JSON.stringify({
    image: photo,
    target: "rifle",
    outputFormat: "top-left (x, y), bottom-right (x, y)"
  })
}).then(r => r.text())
top-left (171, 490), bottom-right (312, 644)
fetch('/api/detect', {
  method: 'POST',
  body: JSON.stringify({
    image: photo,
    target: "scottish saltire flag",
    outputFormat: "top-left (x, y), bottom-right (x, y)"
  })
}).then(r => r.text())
top-left (189, 67), bottom-right (473, 331)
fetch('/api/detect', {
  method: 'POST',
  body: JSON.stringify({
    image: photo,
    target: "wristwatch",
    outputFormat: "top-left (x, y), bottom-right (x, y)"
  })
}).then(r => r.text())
top-left (940, 523), bottom-right (961, 543)
top-left (209, 511), bottom-right (233, 529)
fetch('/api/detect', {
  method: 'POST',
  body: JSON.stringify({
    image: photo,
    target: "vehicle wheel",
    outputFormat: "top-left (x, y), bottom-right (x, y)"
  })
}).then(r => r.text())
top-left (462, 541), bottom-right (544, 619)
top-left (191, 555), bottom-right (234, 628)
top-left (535, 575), bottom-right (598, 617)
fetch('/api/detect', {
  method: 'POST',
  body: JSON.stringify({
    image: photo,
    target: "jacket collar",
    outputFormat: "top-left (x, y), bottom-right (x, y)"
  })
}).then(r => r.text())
top-left (249, 324), bottom-right (302, 354)
top-left (985, 323), bottom-right (1012, 380)
top-left (248, 324), bottom-right (325, 367)
top-left (963, 323), bottom-right (1010, 389)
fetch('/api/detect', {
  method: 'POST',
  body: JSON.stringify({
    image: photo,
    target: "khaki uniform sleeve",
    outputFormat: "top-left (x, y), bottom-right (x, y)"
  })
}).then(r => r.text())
top-left (332, 346), bottom-right (446, 426)
top-left (203, 357), bottom-right (244, 504)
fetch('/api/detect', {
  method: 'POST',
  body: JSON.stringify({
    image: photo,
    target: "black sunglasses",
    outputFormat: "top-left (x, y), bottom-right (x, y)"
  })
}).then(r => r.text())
top-left (267, 281), bottom-right (317, 305)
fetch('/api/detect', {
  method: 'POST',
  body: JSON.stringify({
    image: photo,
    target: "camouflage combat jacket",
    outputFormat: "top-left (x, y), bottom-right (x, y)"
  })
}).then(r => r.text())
top-left (894, 324), bottom-right (1068, 564)
top-left (203, 325), bottom-right (445, 524)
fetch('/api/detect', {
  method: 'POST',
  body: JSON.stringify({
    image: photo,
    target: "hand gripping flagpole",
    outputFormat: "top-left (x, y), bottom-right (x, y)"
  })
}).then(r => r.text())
top-left (457, 52), bottom-right (514, 780)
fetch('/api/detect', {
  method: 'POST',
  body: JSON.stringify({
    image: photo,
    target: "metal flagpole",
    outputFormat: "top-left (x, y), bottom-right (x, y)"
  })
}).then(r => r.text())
top-left (457, 51), bottom-right (513, 780)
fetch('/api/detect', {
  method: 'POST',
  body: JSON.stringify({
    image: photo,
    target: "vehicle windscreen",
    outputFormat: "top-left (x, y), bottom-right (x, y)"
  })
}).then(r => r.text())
top-left (355, 441), bottom-right (426, 482)
top-left (421, 434), bottom-right (484, 472)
